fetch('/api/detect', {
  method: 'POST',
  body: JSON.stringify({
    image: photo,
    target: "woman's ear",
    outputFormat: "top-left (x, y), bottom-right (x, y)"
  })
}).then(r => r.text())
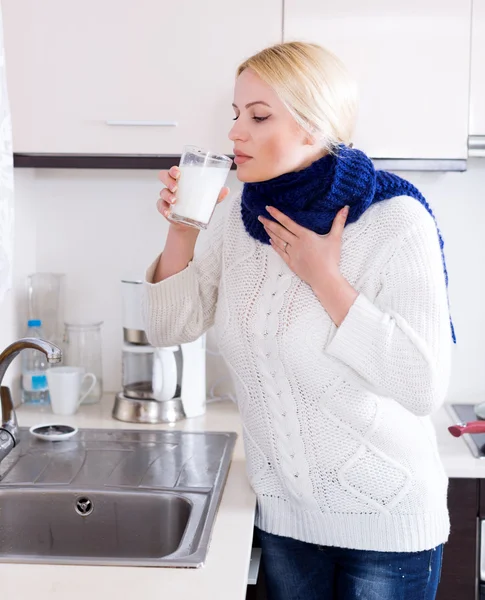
top-left (295, 122), bottom-right (316, 146)
top-left (302, 130), bottom-right (319, 147)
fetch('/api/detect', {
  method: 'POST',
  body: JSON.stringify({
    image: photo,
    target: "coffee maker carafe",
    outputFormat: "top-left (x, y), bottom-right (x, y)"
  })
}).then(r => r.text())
top-left (122, 344), bottom-right (182, 401)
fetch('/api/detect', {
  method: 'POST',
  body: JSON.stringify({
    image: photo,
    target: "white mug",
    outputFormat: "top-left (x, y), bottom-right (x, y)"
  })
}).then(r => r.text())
top-left (46, 366), bottom-right (97, 416)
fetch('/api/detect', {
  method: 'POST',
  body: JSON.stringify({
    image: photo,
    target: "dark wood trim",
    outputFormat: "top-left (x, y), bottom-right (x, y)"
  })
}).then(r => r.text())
top-left (437, 478), bottom-right (479, 600)
top-left (13, 153), bottom-right (238, 170)
top-left (14, 153), bottom-right (466, 171)
top-left (479, 479), bottom-right (485, 518)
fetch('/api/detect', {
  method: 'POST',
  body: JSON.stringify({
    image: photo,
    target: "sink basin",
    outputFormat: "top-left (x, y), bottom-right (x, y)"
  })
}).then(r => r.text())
top-left (0, 428), bottom-right (236, 567)
top-left (0, 488), bottom-right (196, 560)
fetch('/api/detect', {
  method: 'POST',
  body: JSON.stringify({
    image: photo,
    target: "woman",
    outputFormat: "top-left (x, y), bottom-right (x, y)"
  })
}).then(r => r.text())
top-left (144, 42), bottom-right (452, 600)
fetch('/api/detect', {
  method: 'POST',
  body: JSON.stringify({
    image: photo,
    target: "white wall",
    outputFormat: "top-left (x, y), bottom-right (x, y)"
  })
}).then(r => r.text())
top-left (1, 168), bottom-right (241, 403)
top-left (1, 161), bottom-right (484, 404)
top-left (0, 169), bottom-right (37, 398)
top-left (405, 161), bottom-right (485, 402)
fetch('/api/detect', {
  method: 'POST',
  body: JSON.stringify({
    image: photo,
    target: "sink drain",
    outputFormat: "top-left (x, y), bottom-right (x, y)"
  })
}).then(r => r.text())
top-left (75, 497), bottom-right (94, 516)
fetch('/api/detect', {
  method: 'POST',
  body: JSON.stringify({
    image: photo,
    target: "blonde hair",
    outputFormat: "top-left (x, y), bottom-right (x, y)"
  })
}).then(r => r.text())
top-left (236, 41), bottom-right (358, 151)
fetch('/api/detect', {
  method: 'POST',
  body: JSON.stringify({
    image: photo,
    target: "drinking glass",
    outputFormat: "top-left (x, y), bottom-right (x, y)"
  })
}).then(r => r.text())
top-left (27, 273), bottom-right (65, 345)
top-left (168, 145), bottom-right (232, 230)
top-left (63, 321), bottom-right (103, 404)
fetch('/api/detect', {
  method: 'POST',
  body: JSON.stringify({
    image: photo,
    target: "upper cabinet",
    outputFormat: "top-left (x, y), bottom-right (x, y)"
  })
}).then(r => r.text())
top-left (469, 0), bottom-right (485, 154)
top-left (284, 0), bottom-right (472, 161)
top-left (3, 1), bottom-right (481, 165)
top-left (2, 0), bottom-right (282, 155)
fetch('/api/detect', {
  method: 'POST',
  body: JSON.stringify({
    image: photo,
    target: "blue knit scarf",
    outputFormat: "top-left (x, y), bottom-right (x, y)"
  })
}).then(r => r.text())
top-left (241, 145), bottom-right (456, 342)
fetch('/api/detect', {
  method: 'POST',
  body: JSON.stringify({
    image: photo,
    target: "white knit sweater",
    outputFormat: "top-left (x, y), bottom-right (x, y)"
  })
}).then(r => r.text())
top-left (143, 192), bottom-right (452, 552)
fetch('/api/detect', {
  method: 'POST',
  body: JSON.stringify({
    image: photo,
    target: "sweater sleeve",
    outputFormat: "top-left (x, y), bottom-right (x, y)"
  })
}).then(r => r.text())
top-left (325, 214), bottom-right (452, 416)
top-left (142, 214), bottom-right (224, 347)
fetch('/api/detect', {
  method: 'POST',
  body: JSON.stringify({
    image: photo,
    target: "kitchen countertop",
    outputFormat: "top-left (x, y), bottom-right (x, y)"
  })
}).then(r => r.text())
top-left (0, 395), bottom-right (256, 600)
top-left (1, 394), bottom-right (485, 599)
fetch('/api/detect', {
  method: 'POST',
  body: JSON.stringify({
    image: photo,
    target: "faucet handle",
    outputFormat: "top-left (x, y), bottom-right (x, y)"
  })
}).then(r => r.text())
top-left (0, 386), bottom-right (19, 445)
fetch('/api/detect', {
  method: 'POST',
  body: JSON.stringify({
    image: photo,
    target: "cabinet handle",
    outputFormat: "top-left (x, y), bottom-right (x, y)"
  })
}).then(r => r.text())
top-left (105, 120), bottom-right (178, 127)
top-left (468, 135), bottom-right (485, 157)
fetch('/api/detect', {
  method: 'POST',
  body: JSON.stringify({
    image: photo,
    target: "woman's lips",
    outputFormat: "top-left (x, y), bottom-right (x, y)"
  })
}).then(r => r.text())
top-left (234, 154), bottom-right (252, 165)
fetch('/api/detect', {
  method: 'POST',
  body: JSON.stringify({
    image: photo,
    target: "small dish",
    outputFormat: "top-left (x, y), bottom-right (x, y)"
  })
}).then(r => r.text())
top-left (29, 423), bottom-right (78, 441)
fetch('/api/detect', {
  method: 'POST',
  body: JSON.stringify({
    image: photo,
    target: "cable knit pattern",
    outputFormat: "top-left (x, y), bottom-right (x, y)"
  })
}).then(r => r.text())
top-left (143, 192), bottom-right (451, 552)
top-left (241, 145), bottom-right (455, 342)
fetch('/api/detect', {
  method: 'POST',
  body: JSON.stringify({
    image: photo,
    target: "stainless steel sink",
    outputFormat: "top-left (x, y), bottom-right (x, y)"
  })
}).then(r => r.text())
top-left (0, 428), bottom-right (236, 567)
top-left (0, 488), bottom-right (196, 560)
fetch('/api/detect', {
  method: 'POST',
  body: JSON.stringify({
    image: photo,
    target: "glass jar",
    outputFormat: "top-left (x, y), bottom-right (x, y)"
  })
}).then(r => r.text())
top-left (63, 322), bottom-right (103, 404)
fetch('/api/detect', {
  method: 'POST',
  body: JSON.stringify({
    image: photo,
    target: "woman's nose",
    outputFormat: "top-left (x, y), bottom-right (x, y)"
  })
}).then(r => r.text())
top-left (228, 118), bottom-right (248, 142)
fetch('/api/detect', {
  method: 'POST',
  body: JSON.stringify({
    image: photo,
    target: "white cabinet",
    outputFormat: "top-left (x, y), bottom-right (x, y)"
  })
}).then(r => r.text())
top-left (469, 0), bottom-right (485, 155)
top-left (284, 1), bottom-right (471, 161)
top-left (470, 0), bottom-right (485, 135)
top-left (2, 0), bottom-right (282, 155)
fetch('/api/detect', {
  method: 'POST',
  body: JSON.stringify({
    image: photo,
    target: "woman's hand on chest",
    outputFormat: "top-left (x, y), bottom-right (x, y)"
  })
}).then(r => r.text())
top-left (258, 205), bottom-right (358, 326)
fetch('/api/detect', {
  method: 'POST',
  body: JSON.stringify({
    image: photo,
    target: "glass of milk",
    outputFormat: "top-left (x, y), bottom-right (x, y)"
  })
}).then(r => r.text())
top-left (168, 145), bottom-right (233, 230)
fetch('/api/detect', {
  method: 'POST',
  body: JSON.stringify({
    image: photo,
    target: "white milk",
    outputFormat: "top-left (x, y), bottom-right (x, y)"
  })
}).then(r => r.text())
top-left (172, 165), bottom-right (230, 226)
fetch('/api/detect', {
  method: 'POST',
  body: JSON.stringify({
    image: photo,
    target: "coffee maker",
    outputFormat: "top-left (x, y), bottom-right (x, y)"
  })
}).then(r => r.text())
top-left (112, 280), bottom-right (206, 424)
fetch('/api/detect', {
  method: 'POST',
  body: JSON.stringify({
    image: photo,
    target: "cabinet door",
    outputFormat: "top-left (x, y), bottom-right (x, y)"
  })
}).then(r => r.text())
top-left (284, 1), bottom-right (471, 160)
top-left (470, 0), bottom-right (485, 136)
top-left (437, 479), bottom-right (478, 600)
top-left (2, 0), bottom-right (282, 155)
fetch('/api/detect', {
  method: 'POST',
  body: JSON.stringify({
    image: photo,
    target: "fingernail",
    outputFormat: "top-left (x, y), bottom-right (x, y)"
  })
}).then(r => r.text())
top-left (170, 185), bottom-right (177, 193)
top-left (265, 205), bottom-right (272, 211)
top-left (258, 216), bottom-right (263, 222)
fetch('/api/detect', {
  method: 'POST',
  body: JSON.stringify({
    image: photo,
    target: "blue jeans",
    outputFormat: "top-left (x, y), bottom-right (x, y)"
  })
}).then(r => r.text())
top-left (257, 527), bottom-right (443, 600)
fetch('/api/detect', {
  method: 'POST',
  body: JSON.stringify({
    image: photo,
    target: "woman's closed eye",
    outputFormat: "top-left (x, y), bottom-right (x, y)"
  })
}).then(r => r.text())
top-left (232, 115), bottom-right (271, 122)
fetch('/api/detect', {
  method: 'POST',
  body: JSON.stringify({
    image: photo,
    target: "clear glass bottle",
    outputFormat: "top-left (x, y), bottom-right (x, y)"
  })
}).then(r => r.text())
top-left (21, 319), bottom-right (50, 405)
top-left (63, 321), bottom-right (103, 404)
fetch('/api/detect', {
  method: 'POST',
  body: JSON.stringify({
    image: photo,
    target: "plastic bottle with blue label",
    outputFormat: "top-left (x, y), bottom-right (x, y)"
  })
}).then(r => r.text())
top-left (21, 319), bottom-right (50, 405)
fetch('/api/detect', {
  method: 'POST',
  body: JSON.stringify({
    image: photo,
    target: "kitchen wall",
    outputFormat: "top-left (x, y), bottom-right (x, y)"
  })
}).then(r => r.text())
top-left (1, 168), bottom-right (241, 404)
top-left (0, 171), bottom-right (37, 393)
top-left (1, 161), bottom-right (485, 404)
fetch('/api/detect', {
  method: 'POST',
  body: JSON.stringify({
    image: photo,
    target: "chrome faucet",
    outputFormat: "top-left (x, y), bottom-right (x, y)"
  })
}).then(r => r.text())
top-left (0, 338), bottom-right (62, 463)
